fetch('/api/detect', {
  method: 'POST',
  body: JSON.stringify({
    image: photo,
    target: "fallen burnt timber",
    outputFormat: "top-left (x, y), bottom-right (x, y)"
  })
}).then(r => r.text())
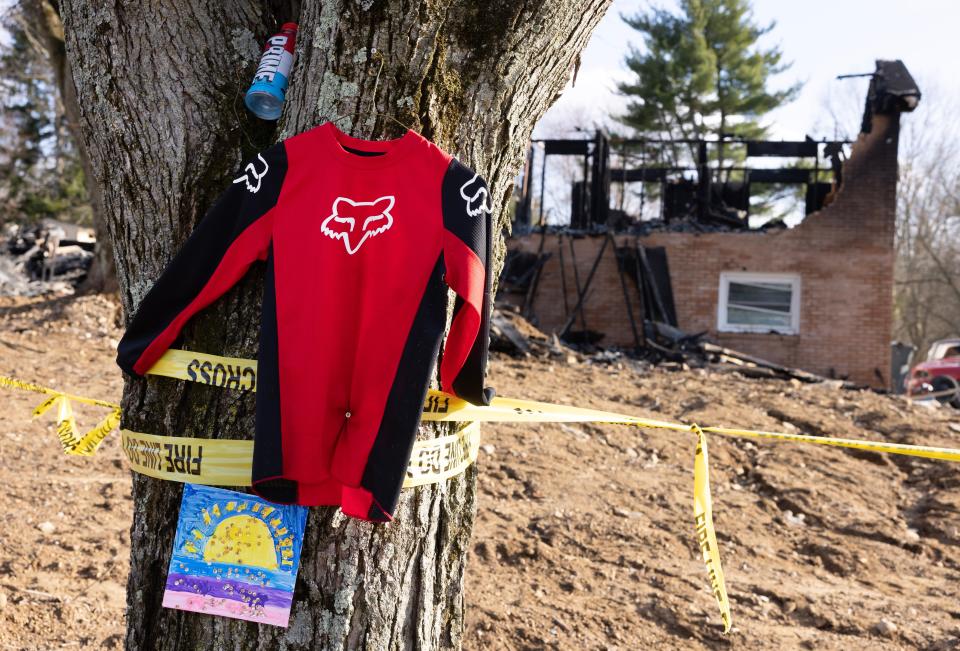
top-left (491, 305), bottom-right (854, 388)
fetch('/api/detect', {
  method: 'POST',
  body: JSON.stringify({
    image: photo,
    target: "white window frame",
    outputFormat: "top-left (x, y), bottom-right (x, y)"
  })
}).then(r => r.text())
top-left (717, 272), bottom-right (801, 335)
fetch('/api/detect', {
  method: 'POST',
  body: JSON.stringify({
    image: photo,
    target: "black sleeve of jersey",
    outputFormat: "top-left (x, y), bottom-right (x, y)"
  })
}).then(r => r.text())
top-left (440, 158), bottom-right (495, 406)
top-left (116, 143), bottom-right (287, 376)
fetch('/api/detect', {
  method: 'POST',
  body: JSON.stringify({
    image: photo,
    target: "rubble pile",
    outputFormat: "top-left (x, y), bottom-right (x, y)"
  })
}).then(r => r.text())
top-left (492, 305), bottom-right (855, 388)
top-left (0, 221), bottom-right (95, 297)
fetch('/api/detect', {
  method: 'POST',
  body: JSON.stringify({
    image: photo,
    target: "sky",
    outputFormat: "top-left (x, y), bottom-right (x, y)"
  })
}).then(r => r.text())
top-left (535, 0), bottom-right (950, 140)
top-left (1, 0), bottom-right (944, 141)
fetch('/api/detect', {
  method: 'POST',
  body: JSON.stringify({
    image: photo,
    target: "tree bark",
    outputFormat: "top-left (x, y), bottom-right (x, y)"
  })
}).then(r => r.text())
top-left (23, 0), bottom-right (118, 292)
top-left (59, 1), bottom-right (609, 648)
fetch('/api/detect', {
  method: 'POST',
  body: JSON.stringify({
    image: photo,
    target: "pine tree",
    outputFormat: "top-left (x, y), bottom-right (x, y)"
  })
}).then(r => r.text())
top-left (618, 0), bottom-right (799, 170)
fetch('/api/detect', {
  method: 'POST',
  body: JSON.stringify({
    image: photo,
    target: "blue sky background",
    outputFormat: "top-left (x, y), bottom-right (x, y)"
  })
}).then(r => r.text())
top-left (536, 0), bottom-right (949, 139)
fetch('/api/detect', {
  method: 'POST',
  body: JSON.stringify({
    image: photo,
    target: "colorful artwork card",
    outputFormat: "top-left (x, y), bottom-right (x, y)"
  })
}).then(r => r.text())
top-left (162, 484), bottom-right (308, 627)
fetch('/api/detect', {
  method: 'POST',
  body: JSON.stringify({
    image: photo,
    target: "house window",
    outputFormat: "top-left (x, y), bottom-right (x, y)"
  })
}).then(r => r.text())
top-left (718, 272), bottom-right (800, 334)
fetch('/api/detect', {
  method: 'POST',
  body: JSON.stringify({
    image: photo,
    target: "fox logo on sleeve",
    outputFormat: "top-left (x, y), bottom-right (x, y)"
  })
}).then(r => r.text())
top-left (232, 154), bottom-right (270, 193)
top-left (458, 174), bottom-right (492, 217)
top-left (321, 195), bottom-right (395, 255)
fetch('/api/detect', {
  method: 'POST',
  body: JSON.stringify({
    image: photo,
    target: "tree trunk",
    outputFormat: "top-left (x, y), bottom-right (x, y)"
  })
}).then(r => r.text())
top-left (59, 1), bottom-right (609, 648)
top-left (25, 0), bottom-right (118, 293)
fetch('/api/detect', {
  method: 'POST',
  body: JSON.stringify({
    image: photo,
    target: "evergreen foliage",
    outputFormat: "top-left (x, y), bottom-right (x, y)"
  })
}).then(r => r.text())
top-left (618, 0), bottom-right (800, 169)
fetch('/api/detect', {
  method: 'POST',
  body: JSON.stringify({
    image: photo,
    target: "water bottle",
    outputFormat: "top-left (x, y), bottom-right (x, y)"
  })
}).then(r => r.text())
top-left (244, 23), bottom-right (298, 120)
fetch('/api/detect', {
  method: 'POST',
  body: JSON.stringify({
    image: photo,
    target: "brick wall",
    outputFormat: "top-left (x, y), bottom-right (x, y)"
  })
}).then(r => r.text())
top-left (508, 113), bottom-right (900, 388)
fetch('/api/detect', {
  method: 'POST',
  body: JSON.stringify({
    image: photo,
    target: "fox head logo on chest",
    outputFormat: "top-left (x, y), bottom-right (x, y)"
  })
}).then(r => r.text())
top-left (320, 195), bottom-right (395, 255)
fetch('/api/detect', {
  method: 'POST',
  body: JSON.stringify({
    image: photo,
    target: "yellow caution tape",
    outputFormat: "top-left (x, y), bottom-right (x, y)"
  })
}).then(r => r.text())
top-left (121, 429), bottom-right (245, 484)
top-left (64, 408), bottom-right (122, 456)
top-left (31, 393), bottom-right (61, 418)
top-left (7, 348), bottom-right (960, 632)
top-left (700, 425), bottom-right (960, 462)
top-left (143, 351), bottom-right (960, 459)
top-left (404, 422), bottom-right (482, 487)
top-left (120, 422), bottom-right (480, 489)
top-left (146, 349), bottom-right (257, 391)
top-left (0, 374), bottom-right (119, 410)
top-left (147, 349), bottom-right (664, 424)
top-left (54, 395), bottom-right (77, 450)
top-left (692, 424), bottom-right (731, 633)
top-left (1, 374), bottom-right (120, 456)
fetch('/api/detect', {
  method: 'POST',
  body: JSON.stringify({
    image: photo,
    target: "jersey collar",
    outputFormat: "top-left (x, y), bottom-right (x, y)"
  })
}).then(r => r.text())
top-left (319, 121), bottom-right (422, 169)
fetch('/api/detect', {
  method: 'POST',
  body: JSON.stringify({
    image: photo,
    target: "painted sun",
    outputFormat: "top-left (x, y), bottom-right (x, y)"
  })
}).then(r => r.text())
top-left (201, 515), bottom-right (279, 569)
top-left (180, 498), bottom-right (297, 569)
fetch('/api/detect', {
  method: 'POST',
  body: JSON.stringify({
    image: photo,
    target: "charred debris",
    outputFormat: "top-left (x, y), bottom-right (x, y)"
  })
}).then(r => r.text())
top-left (491, 305), bottom-right (837, 386)
top-left (495, 60), bottom-right (921, 389)
top-left (497, 128), bottom-right (848, 381)
top-left (0, 220), bottom-right (96, 296)
top-left (512, 60), bottom-right (918, 236)
top-left (513, 132), bottom-right (847, 236)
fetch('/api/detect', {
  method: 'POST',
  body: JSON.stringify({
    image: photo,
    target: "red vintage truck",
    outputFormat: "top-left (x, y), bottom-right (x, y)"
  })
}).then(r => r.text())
top-left (906, 338), bottom-right (960, 407)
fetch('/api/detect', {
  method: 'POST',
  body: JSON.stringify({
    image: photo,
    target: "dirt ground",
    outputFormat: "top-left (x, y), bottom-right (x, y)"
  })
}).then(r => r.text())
top-left (2, 294), bottom-right (960, 650)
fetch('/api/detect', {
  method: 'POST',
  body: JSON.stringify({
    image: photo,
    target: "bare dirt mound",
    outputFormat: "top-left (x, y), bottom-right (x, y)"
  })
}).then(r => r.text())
top-left (1, 294), bottom-right (959, 650)
top-left (468, 357), bottom-right (960, 650)
top-left (0, 293), bottom-right (128, 650)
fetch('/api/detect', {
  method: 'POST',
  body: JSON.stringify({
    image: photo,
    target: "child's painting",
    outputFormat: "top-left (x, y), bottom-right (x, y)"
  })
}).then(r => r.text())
top-left (162, 484), bottom-right (308, 627)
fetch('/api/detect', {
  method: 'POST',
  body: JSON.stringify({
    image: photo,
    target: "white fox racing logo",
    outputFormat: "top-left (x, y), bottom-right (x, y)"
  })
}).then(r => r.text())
top-left (459, 173), bottom-right (492, 217)
top-left (321, 195), bottom-right (395, 255)
top-left (232, 154), bottom-right (269, 193)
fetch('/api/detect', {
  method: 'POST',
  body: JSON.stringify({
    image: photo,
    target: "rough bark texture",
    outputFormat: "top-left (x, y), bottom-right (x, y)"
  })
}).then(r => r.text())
top-left (59, 1), bottom-right (609, 648)
top-left (27, 0), bottom-right (117, 292)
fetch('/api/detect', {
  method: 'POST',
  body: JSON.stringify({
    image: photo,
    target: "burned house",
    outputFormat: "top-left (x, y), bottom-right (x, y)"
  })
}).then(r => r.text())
top-left (503, 60), bottom-right (920, 388)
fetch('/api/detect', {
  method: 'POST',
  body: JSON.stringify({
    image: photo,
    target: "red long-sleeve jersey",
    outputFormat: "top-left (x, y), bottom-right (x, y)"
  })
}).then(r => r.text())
top-left (117, 122), bottom-right (494, 521)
